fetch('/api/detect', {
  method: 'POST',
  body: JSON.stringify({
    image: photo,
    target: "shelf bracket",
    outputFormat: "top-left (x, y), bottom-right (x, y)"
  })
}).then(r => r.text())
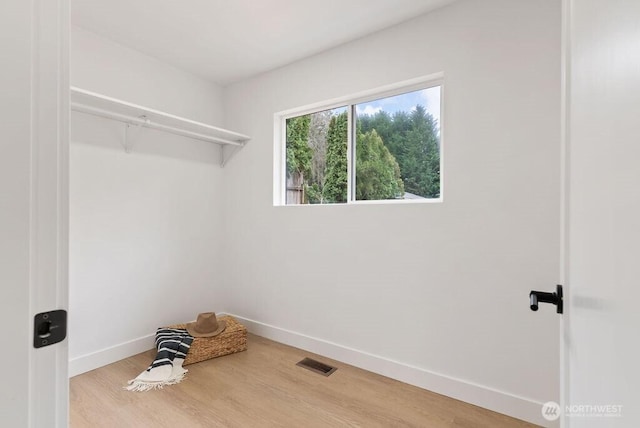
top-left (123, 116), bottom-right (149, 153)
top-left (221, 142), bottom-right (245, 167)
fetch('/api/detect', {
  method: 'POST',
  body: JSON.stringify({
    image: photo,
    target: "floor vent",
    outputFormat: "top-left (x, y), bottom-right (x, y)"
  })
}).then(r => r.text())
top-left (296, 357), bottom-right (337, 377)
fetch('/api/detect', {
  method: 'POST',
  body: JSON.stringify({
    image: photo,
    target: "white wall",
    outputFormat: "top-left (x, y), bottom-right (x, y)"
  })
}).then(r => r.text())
top-left (71, 26), bottom-right (223, 123)
top-left (222, 0), bottom-right (560, 425)
top-left (69, 26), bottom-right (227, 375)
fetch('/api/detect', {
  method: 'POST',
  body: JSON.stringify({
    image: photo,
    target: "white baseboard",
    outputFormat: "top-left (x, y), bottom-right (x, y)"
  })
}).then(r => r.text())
top-left (68, 334), bottom-right (155, 378)
top-left (226, 313), bottom-right (555, 428)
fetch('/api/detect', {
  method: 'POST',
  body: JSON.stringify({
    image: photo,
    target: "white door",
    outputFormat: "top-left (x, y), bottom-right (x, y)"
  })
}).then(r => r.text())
top-left (0, 0), bottom-right (69, 426)
top-left (562, 0), bottom-right (640, 426)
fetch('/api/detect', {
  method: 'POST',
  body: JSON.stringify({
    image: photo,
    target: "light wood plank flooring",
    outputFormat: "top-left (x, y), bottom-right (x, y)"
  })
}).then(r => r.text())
top-left (70, 334), bottom-right (536, 427)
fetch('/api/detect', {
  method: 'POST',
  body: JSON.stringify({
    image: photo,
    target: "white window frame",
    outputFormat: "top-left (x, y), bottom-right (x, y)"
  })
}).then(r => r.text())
top-left (273, 73), bottom-right (444, 206)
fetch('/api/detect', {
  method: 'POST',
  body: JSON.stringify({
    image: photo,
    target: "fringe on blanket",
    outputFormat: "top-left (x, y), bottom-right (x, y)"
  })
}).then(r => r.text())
top-left (125, 368), bottom-right (187, 392)
top-left (125, 328), bottom-right (193, 392)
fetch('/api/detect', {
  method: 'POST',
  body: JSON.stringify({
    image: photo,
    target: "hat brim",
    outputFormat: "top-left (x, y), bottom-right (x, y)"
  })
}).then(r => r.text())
top-left (186, 320), bottom-right (226, 338)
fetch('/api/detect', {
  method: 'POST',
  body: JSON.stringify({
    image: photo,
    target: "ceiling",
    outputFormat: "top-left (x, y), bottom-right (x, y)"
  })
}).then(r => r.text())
top-left (71, 0), bottom-right (455, 86)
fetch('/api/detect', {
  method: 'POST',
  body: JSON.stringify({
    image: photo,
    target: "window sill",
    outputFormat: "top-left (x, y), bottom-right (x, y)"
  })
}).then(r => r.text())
top-left (275, 197), bottom-right (443, 207)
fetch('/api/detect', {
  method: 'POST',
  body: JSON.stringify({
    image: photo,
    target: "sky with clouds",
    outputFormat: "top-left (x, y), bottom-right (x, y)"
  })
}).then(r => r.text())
top-left (315, 86), bottom-right (441, 131)
top-left (355, 86), bottom-right (441, 129)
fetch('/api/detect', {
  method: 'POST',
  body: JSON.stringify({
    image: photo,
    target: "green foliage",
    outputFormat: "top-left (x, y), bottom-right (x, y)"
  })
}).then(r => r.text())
top-left (322, 112), bottom-right (348, 203)
top-left (286, 115), bottom-right (312, 178)
top-left (285, 100), bottom-right (439, 204)
top-left (359, 105), bottom-right (440, 198)
top-left (305, 183), bottom-right (322, 204)
top-left (355, 130), bottom-right (404, 200)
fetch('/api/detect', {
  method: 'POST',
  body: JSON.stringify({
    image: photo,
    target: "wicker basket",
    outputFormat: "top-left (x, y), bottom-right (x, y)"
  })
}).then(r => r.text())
top-left (168, 315), bottom-right (247, 366)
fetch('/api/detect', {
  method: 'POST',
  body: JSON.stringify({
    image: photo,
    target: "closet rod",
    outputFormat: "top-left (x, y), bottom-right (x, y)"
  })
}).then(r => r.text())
top-left (71, 102), bottom-right (244, 147)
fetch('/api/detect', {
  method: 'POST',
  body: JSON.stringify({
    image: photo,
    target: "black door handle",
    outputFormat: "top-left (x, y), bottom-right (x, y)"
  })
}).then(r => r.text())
top-left (529, 284), bottom-right (563, 314)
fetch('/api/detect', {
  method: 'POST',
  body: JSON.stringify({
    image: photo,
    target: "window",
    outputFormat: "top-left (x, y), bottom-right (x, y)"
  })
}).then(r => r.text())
top-left (277, 78), bottom-right (442, 205)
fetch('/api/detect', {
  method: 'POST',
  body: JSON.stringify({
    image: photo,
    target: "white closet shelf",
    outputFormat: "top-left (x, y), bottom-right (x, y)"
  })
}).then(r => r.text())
top-left (70, 86), bottom-right (250, 166)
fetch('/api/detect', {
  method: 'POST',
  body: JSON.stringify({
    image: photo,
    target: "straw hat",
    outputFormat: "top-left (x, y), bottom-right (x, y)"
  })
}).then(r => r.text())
top-left (186, 312), bottom-right (226, 338)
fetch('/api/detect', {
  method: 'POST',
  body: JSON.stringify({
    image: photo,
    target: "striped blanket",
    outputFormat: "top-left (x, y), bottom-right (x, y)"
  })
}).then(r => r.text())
top-left (125, 328), bottom-right (194, 392)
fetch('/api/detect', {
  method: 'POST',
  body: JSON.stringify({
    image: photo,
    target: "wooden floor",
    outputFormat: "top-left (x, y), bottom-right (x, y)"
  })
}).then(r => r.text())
top-left (70, 334), bottom-right (536, 427)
